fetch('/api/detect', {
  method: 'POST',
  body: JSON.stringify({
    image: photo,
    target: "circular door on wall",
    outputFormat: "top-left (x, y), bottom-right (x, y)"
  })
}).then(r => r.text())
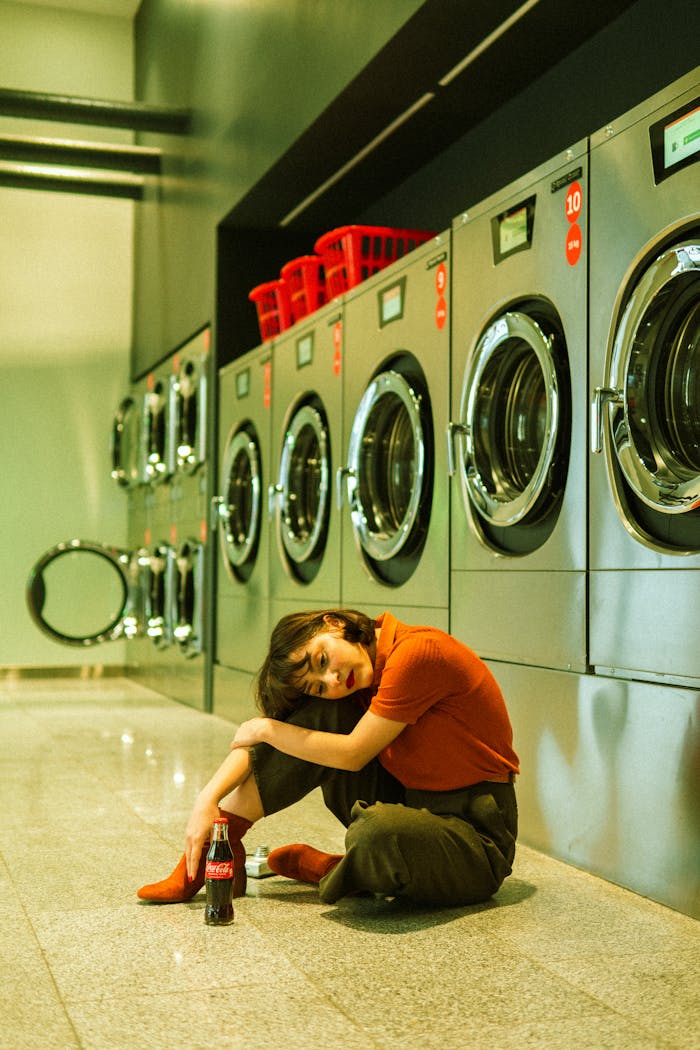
top-left (26, 540), bottom-right (181, 650)
top-left (111, 396), bottom-right (143, 489)
top-left (454, 302), bottom-right (571, 555)
top-left (217, 422), bottom-right (263, 584)
top-left (343, 353), bottom-right (433, 586)
top-left (592, 239), bottom-right (700, 551)
top-left (26, 540), bottom-right (142, 646)
top-left (272, 396), bottom-right (331, 584)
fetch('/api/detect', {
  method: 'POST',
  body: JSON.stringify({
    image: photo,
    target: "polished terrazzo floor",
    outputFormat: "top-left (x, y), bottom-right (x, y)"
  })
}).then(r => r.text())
top-left (1, 676), bottom-right (697, 1050)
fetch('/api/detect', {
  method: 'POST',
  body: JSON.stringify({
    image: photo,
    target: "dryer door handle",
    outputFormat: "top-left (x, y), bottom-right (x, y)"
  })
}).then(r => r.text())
top-left (446, 421), bottom-right (470, 477)
top-left (268, 483), bottom-right (283, 519)
top-left (336, 466), bottom-right (355, 510)
top-left (210, 495), bottom-right (225, 531)
top-left (591, 386), bottom-right (623, 454)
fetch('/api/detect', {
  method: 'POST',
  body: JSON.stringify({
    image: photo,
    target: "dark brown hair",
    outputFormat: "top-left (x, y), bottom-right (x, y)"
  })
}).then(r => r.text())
top-left (255, 609), bottom-right (376, 718)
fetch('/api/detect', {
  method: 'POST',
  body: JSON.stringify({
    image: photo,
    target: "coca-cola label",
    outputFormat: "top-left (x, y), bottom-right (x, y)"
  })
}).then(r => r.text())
top-left (206, 860), bottom-right (234, 880)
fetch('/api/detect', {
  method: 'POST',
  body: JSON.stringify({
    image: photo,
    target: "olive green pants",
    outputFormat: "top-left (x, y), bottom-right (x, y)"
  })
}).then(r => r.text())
top-left (249, 697), bottom-right (517, 907)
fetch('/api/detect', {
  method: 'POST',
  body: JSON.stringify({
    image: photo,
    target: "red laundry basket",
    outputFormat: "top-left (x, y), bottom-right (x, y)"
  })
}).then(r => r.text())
top-left (280, 255), bottom-right (326, 323)
top-left (315, 225), bottom-right (437, 298)
top-left (248, 278), bottom-right (292, 342)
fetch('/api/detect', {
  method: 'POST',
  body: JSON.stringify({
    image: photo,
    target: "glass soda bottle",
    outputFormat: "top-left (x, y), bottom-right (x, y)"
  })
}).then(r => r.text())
top-left (204, 817), bottom-right (235, 926)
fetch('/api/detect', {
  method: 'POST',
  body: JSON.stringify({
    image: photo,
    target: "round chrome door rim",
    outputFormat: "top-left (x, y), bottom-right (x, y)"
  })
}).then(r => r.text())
top-left (462, 311), bottom-right (559, 527)
top-left (25, 539), bottom-right (135, 646)
top-left (608, 241), bottom-right (700, 513)
top-left (277, 403), bottom-right (329, 564)
top-left (219, 427), bottom-right (262, 568)
top-left (346, 370), bottom-right (425, 562)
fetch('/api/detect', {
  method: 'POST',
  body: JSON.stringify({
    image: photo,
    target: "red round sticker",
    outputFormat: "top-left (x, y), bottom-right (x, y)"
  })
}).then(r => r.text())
top-left (435, 262), bottom-right (447, 296)
top-left (435, 296), bottom-right (447, 330)
top-left (565, 181), bottom-right (582, 224)
top-left (565, 223), bottom-right (582, 266)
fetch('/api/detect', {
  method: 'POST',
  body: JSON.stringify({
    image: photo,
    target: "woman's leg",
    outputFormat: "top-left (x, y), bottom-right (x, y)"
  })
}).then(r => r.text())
top-left (248, 698), bottom-right (404, 822)
top-left (319, 782), bottom-right (518, 907)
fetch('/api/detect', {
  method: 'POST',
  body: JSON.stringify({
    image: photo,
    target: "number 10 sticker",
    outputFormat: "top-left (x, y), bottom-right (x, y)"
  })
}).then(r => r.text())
top-left (565, 180), bottom-right (583, 266)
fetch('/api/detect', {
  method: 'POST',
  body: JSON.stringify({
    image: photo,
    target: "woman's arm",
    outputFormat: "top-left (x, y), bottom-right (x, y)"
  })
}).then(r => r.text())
top-left (184, 747), bottom-right (253, 878)
top-left (231, 709), bottom-right (406, 772)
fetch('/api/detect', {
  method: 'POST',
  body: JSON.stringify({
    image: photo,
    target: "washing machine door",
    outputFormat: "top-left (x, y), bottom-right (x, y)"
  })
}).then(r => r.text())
top-left (173, 357), bottom-right (207, 474)
top-left (454, 308), bottom-right (569, 552)
top-left (143, 378), bottom-right (174, 484)
top-left (592, 241), bottom-right (700, 521)
top-left (26, 540), bottom-right (142, 646)
top-left (171, 539), bottom-right (204, 657)
top-left (273, 399), bottom-right (330, 582)
top-left (344, 362), bottom-right (431, 583)
top-left (217, 423), bottom-right (263, 583)
top-left (111, 396), bottom-right (143, 488)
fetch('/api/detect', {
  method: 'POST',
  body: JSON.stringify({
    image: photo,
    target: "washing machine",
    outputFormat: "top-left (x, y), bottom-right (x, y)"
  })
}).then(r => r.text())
top-left (338, 232), bottom-right (450, 628)
top-left (212, 341), bottom-right (273, 723)
top-left (589, 67), bottom-right (700, 685)
top-left (448, 142), bottom-right (588, 671)
top-left (268, 300), bottom-right (344, 630)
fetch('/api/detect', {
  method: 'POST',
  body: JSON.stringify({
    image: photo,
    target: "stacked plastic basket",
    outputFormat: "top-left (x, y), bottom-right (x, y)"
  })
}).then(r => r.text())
top-left (249, 225), bottom-right (436, 343)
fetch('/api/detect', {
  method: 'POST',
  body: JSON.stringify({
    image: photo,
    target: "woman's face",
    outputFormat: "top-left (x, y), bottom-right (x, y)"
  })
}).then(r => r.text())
top-left (291, 622), bottom-right (375, 699)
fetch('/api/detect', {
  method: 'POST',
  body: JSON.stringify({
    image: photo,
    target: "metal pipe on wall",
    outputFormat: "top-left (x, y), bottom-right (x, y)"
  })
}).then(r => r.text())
top-left (0, 134), bottom-right (161, 174)
top-left (0, 86), bottom-right (191, 134)
top-left (0, 162), bottom-right (144, 199)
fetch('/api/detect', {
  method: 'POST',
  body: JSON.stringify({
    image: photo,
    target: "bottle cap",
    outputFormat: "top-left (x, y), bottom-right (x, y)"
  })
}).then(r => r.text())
top-left (213, 817), bottom-right (228, 824)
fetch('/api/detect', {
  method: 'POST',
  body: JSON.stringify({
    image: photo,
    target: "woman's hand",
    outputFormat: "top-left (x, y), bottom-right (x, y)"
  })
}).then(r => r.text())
top-left (230, 717), bottom-right (273, 750)
top-left (184, 796), bottom-right (221, 880)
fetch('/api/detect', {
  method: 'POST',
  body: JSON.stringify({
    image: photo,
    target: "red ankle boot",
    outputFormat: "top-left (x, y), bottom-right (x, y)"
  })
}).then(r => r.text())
top-left (267, 844), bottom-right (342, 885)
top-left (137, 811), bottom-right (251, 902)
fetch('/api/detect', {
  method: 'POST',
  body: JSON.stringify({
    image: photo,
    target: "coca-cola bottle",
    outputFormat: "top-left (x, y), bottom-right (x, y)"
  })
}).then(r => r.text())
top-left (204, 818), bottom-right (234, 926)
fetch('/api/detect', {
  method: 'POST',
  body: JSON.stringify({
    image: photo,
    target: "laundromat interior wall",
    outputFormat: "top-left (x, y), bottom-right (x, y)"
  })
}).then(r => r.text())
top-left (0, 1), bottom-right (133, 670)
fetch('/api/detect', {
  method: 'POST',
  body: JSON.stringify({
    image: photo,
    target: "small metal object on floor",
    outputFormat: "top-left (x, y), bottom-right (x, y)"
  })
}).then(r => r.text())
top-left (245, 845), bottom-right (273, 878)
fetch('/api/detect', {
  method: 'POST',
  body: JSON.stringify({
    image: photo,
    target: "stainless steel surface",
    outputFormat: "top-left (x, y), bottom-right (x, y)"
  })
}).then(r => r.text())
top-left (488, 659), bottom-right (700, 919)
top-left (589, 67), bottom-right (700, 683)
top-left (453, 570), bottom-right (586, 671)
top-left (215, 343), bottom-right (272, 679)
top-left (450, 142), bottom-right (588, 671)
top-left (126, 330), bottom-right (211, 710)
top-left (212, 662), bottom-right (258, 726)
top-left (340, 232), bottom-right (450, 621)
top-left (268, 300), bottom-right (343, 629)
